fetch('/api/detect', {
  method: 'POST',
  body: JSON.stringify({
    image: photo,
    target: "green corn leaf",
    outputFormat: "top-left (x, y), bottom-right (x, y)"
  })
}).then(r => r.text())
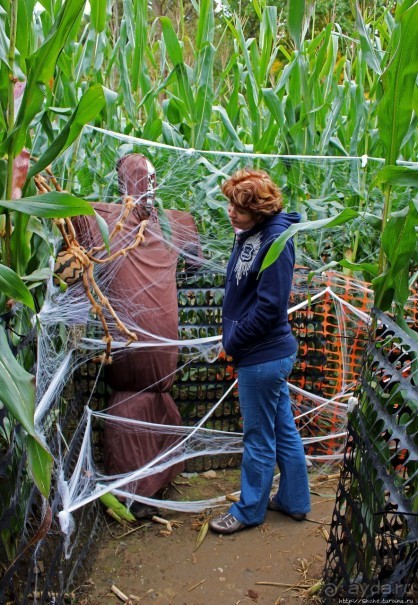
top-left (0, 324), bottom-right (36, 435)
top-left (164, 98), bottom-right (183, 124)
top-left (395, 0), bottom-right (417, 20)
top-left (377, 1), bottom-right (418, 164)
top-left (339, 260), bottom-right (379, 279)
top-left (27, 216), bottom-right (54, 248)
top-left (213, 106), bottom-right (245, 152)
top-left (393, 264), bottom-right (412, 308)
top-left (0, 12), bottom-right (25, 81)
top-left (329, 136), bottom-right (349, 156)
top-left (252, 0), bottom-right (263, 20)
top-left (374, 203), bottom-right (418, 310)
top-left (219, 51), bottom-right (240, 83)
top-left (259, 7), bottom-right (277, 85)
top-left (159, 17), bottom-right (194, 121)
top-left (245, 71), bottom-right (260, 142)
top-left (94, 210), bottom-right (110, 254)
top-left (260, 208), bottom-right (358, 272)
top-left (142, 117), bottom-right (162, 141)
top-left (117, 31), bottom-right (138, 125)
top-left (138, 67), bottom-right (176, 111)
top-left (355, 3), bottom-right (383, 75)
top-left (89, 0), bottom-right (107, 33)
top-left (160, 16), bottom-right (184, 66)
top-left (196, 0), bottom-right (214, 50)
top-left (307, 261), bottom-right (339, 285)
top-left (318, 91), bottom-right (345, 154)
top-left (194, 43), bottom-right (215, 149)
top-left (131, 0), bottom-right (147, 92)
top-left (99, 492), bottom-right (135, 521)
top-left (381, 203), bottom-right (418, 276)
top-left (233, 17), bottom-right (258, 105)
top-left (254, 119), bottom-right (279, 153)
top-left (311, 26), bottom-right (330, 82)
top-left (10, 212), bottom-right (31, 275)
top-left (372, 271), bottom-right (395, 312)
top-left (262, 88), bottom-right (285, 126)
top-left (0, 264), bottom-right (35, 310)
top-left (174, 64), bottom-right (195, 122)
top-left (276, 58), bottom-right (298, 93)
top-left (27, 435), bottom-right (53, 498)
top-left (26, 0), bottom-right (86, 83)
top-left (22, 268), bottom-right (53, 282)
top-left (0, 192), bottom-right (95, 218)
top-left (249, 27), bottom-right (260, 83)
top-left (287, 0), bottom-right (305, 50)
top-left (16, 0), bottom-right (37, 60)
top-left (28, 84), bottom-right (110, 179)
top-left (277, 44), bottom-right (292, 62)
top-left (161, 121), bottom-right (188, 147)
top-left (318, 27), bottom-right (338, 99)
top-left (370, 165), bottom-right (418, 189)
top-left (225, 63), bottom-right (240, 127)
top-left (0, 310), bottom-right (52, 500)
top-left (1, 0), bottom-right (87, 157)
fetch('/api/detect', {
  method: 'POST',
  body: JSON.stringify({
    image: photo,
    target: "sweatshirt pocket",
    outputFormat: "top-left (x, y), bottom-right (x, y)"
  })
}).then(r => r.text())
top-left (222, 316), bottom-right (239, 356)
top-left (222, 315), bottom-right (237, 355)
top-left (222, 316), bottom-right (252, 355)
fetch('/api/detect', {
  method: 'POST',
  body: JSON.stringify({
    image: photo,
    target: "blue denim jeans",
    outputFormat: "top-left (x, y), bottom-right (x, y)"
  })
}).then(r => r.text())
top-left (229, 354), bottom-right (311, 526)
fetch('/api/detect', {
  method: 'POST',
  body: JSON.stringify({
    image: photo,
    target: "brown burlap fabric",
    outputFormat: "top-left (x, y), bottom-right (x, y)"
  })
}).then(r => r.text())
top-left (72, 154), bottom-right (201, 496)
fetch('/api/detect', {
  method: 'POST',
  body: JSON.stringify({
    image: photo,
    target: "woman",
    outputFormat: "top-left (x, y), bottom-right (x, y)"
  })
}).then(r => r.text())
top-left (209, 168), bottom-right (311, 534)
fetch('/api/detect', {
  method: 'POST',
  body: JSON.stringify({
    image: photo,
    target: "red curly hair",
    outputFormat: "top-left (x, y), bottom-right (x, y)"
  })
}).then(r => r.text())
top-left (221, 168), bottom-right (283, 218)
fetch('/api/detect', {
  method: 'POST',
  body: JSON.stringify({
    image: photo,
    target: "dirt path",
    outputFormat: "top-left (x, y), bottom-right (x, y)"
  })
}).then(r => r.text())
top-left (77, 470), bottom-right (336, 605)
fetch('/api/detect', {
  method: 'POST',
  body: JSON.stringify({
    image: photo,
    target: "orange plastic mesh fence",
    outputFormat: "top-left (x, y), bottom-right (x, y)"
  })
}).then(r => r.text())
top-left (173, 268), bottom-right (374, 464)
top-left (288, 269), bottom-right (373, 457)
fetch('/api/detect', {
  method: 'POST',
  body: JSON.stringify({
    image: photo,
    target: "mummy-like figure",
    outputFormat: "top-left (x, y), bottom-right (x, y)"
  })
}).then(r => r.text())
top-left (74, 154), bottom-right (201, 501)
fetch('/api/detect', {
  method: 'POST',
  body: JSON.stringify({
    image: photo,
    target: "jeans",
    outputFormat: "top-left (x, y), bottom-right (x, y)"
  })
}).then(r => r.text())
top-left (229, 354), bottom-right (311, 526)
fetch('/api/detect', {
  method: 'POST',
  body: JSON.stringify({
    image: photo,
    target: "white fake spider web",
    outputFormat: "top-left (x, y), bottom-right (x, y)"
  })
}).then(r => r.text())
top-left (31, 128), bottom-right (390, 553)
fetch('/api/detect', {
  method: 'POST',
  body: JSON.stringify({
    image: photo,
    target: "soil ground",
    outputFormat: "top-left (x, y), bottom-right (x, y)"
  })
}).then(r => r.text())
top-left (76, 469), bottom-right (337, 605)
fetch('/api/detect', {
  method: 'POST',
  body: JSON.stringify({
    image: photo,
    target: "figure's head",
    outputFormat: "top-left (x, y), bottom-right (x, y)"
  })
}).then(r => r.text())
top-left (222, 168), bottom-right (283, 231)
top-left (117, 154), bottom-right (156, 218)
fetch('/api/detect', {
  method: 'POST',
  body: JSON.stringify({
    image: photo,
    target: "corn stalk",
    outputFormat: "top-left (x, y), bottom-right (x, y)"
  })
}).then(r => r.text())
top-left (0, 0), bottom-right (113, 564)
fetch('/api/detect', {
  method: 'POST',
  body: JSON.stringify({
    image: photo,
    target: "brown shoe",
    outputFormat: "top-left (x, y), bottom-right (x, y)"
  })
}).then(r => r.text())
top-left (209, 512), bottom-right (247, 534)
top-left (267, 499), bottom-right (307, 521)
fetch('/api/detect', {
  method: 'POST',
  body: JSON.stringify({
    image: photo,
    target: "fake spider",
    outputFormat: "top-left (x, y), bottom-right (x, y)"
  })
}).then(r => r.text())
top-left (35, 168), bottom-right (148, 364)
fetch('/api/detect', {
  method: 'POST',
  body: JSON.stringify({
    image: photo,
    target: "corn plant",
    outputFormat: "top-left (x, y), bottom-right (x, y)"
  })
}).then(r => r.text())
top-left (60, 0), bottom-right (411, 268)
top-left (262, 0), bottom-right (418, 318)
top-left (0, 0), bottom-right (113, 563)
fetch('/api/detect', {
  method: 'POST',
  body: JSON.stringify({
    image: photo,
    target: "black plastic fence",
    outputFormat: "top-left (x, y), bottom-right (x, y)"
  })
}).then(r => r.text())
top-left (0, 268), bottom-right (368, 603)
top-left (2, 273), bottom-right (416, 604)
top-left (0, 374), bottom-right (104, 604)
top-left (174, 270), bottom-right (241, 471)
top-left (323, 309), bottom-right (418, 602)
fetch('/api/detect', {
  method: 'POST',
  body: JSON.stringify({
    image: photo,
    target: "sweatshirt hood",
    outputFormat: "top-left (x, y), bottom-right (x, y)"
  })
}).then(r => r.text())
top-left (238, 211), bottom-right (301, 240)
top-left (266, 211), bottom-right (301, 228)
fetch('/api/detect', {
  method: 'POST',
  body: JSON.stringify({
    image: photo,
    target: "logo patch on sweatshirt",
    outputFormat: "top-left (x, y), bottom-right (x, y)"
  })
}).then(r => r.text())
top-left (235, 232), bottom-right (262, 284)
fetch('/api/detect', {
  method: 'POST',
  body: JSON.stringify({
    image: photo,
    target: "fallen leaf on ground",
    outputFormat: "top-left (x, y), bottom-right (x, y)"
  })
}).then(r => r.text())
top-left (194, 520), bottom-right (209, 551)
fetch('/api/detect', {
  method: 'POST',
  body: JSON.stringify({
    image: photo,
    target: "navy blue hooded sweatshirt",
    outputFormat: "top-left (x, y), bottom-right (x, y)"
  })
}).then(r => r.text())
top-left (222, 211), bottom-right (301, 366)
